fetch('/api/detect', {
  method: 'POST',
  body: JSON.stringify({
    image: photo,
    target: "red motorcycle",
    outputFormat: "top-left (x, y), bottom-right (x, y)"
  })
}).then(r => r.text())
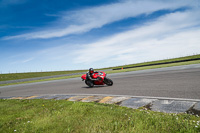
top-left (81, 71), bottom-right (113, 87)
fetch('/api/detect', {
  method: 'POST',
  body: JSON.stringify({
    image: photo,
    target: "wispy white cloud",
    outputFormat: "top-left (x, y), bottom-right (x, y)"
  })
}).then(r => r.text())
top-left (10, 57), bottom-right (34, 64)
top-left (3, 0), bottom-right (197, 40)
top-left (17, 8), bottom-right (200, 69)
top-left (21, 57), bottom-right (34, 63)
top-left (72, 9), bottom-right (200, 66)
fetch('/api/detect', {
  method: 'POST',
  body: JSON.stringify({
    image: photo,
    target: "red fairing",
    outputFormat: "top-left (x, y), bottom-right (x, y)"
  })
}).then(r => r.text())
top-left (81, 74), bottom-right (86, 80)
top-left (92, 71), bottom-right (106, 85)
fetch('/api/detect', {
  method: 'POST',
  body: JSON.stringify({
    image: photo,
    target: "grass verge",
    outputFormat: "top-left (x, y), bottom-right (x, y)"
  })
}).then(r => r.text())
top-left (0, 60), bottom-right (199, 86)
top-left (0, 74), bottom-right (83, 86)
top-left (0, 70), bottom-right (87, 82)
top-left (0, 99), bottom-right (200, 133)
top-left (109, 54), bottom-right (200, 70)
top-left (106, 60), bottom-right (200, 74)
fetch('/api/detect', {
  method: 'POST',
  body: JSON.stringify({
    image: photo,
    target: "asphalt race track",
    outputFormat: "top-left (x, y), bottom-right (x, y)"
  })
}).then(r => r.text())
top-left (0, 64), bottom-right (200, 99)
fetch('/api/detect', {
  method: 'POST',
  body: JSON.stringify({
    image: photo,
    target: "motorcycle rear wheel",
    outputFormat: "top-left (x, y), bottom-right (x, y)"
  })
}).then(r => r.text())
top-left (104, 78), bottom-right (113, 86)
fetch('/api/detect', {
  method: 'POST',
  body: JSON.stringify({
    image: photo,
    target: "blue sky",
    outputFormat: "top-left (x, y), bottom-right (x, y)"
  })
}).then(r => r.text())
top-left (0, 0), bottom-right (200, 73)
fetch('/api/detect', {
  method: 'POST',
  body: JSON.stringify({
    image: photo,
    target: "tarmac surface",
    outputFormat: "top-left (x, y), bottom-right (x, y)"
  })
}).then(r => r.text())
top-left (0, 64), bottom-right (200, 114)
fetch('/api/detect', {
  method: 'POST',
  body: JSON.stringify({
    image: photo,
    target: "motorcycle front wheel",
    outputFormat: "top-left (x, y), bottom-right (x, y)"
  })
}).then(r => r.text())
top-left (104, 78), bottom-right (113, 86)
top-left (85, 80), bottom-right (94, 87)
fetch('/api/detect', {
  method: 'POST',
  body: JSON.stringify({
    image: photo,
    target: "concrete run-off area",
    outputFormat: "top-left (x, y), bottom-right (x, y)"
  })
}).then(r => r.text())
top-left (1, 94), bottom-right (200, 115)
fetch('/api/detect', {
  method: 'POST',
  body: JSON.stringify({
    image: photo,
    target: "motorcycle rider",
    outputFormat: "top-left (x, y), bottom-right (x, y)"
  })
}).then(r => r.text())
top-left (86, 68), bottom-right (101, 81)
top-left (85, 68), bottom-right (101, 87)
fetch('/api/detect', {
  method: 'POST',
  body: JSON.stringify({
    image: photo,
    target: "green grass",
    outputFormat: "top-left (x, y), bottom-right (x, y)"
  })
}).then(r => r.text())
top-left (0, 70), bottom-right (87, 82)
top-left (109, 54), bottom-right (200, 69)
top-left (0, 99), bottom-right (199, 133)
top-left (0, 74), bottom-right (83, 86)
top-left (106, 60), bottom-right (200, 74)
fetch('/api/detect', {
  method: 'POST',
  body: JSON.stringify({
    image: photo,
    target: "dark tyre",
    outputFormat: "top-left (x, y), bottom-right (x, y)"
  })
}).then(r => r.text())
top-left (104, 78), bottom-right (113, 86)
top-left (85, 80), bottom-right (94, 87)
